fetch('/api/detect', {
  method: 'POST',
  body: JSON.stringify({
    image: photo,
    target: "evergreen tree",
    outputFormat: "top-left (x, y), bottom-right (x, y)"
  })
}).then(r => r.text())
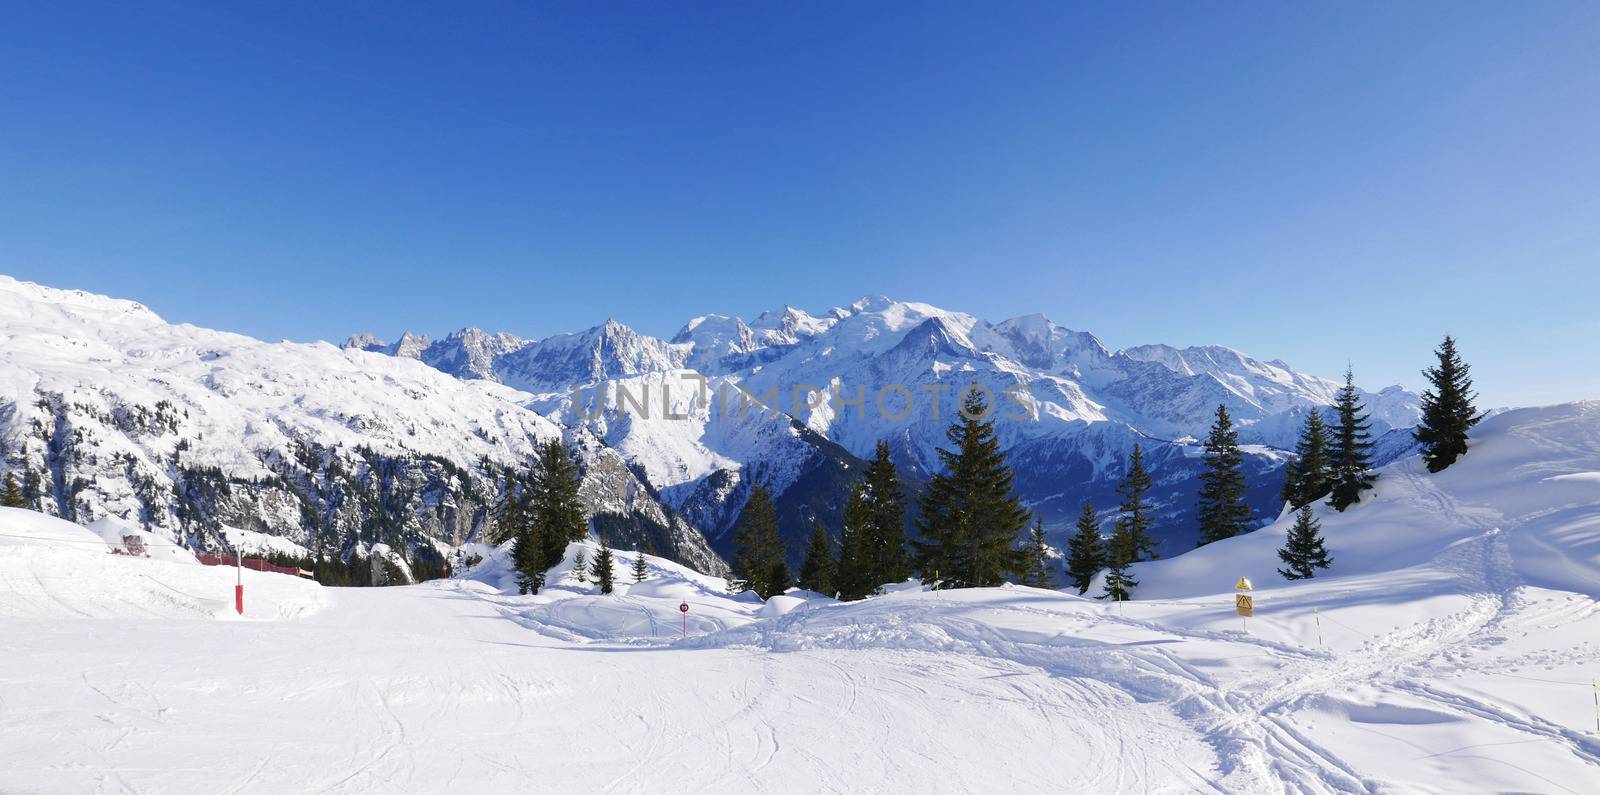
top-left (1115, 444), bottom-right (1159, 561)
top-left (797, 522), bottom-right (838, 596)
top-left (571, 550), bottom-right (588, 584)
top-left (1277, 503), bottom-right (1333, 580)
top-left (834, 485), bottom-right (870, 600)
top-left (591, 541), bottom-right (615, 594)
top-left (1019, 516), bottom-right (1051, 589)
top-left (858, 441), bottom-right (909, 590)
top-left (1415, 336), bottom-right (1482, 473)
top-left (532, 439), bottom-right (589, 572)
top-left (1280, 411), bottom-right (1333, 509)
top-left (912, 391), bottom-right (1031, 588)
top-left (1100, 520), bottom-right (1139, 602)
top-left (631, 550), bottom-right (649, 582)
top-left (0, 472), bottom-right (24, 508)
top-left (495, 472), bottom-right (544, 594)
top-left (732, 485), bottom-right (786, 599)
top-left (1327, 368), bottom-right (1376, 511)
top-left (1196, 404), bottom-right (1254, 546)
top-left (1065, 501), bottom-right (1106, 595)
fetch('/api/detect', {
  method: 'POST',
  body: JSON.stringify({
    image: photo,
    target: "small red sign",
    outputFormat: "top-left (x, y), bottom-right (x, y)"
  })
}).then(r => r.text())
top-left (678, 602), bottom-right (689, 613)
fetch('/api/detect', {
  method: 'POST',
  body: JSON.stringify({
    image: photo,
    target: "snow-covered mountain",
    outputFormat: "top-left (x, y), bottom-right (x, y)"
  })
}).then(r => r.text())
top-left (349, 294), bottom-right (1422, 563)
top-left (0, 276), bottom-right (725, 574)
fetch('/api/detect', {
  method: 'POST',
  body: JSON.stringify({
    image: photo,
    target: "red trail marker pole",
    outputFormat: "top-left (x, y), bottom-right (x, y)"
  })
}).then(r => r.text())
top-left (235, 549), bottom-right (244, 615)
top-left (679, 601), bottom-right (689, 637)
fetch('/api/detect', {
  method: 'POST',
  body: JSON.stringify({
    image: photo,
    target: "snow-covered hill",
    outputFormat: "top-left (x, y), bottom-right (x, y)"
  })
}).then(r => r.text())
top-left (0, 276), bottom-right (725, 574)
top-left (353, 294), bottom-right (1421, 559)
top-left (6, 403), bottom-right (1597, 792)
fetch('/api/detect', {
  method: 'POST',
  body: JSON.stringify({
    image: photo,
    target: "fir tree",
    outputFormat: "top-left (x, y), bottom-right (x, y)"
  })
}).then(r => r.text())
top-left (1280, 411), bottom-right (1333, 509)
top-left (1100, 519), bottom-right (1139, 602)
top-left (732, 485), bottom-right (786, 599)
top-left (0, 472), bottom-right (24, 509)
top-left (571, 550), bottom-right (588, 584)
top-left (834, 484), bottom-right (870, 600)
top-left (1065, 501), bottom-right (1106, 595)
top-left (1196, 404), bottom-right (1254, 546)
top-left (631, 550), bottom-right (649, 582)
top-left (797, 522), bottom-right (838, 596)
top-left (1327, 368), bottom-right (1376, 511)
top-left (532, 439), bottom-right (588, 572)
top-left (1115, 444), bottom-right (1159, 561)
top-left (495, 472), bottom-right (543, 594)
top-left (912, 391), bottom-right (1032, 588)
top-left (592, 541), bottom-right (615, 594)
top-left (1019, 516), bottom-right (1051, 589)
top-left (1277, 503), bottom-right (1333, 580)
top-left (1415, 335), bottom-right (1482, 473)
top-left (858, 441), bottom-right (909, 590)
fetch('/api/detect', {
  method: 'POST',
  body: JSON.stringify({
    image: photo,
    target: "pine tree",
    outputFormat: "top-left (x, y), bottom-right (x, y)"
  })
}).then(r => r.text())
top-left (1415, 336), bottom-right (1482, 473)
top-left (732, 484), bottom-right (786, 599)
top-left (1115, 444), bottom-right (1159, 561)
top-left (912, 391), bottom-right (1032, 588)
top-left (1019, 516), bottom-right (1051, 588)
top-left (571, 550), bottom-right (588, 584)
top-left (1065, 501), bottom-right (1106, 595)
top-left (0, 472), bottom-right (24, 509)
top-left (858, 441), bottom-right (909, 590)
top-left (797, 522), bottom-right (838, 596)
top-left (592, 541), bottom-right (615, 594)
top-left (631, 550), bottom-right (649, 582)
top-left (1280, 411), bottom-right (1333, 509)
top-left (1327, 368), bottom-right (1376, 511)
top-left (1100, 519), bottom-right (1139, 602)
top-left (1277, 503), bottom-right (1333, 580)
top-left (834, 484), bottom-right (870, 600)
top-left (532, 439), bottom-right (589, 572)
top-left (496, 472), bottom-right (544, 594)
top-left (1196, 404), bottom-right (1254, 546)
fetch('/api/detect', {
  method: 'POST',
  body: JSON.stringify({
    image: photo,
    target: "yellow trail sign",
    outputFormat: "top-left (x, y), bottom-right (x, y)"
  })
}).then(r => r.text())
top-left (1235, 594), bottom-right (1254, 617)
top-left (1234, 577), bottom-right (1253, 619)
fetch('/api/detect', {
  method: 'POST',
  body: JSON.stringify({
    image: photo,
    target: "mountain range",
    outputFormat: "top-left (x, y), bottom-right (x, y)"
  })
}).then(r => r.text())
top-left (0, 276), bottom-right (1422, 574)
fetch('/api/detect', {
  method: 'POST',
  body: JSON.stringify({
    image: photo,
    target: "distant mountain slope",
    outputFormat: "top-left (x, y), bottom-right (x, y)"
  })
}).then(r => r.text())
top-left (350, 294), bottom-right (1421, 560)
top-left (0, 276), bottom-right (725, 574)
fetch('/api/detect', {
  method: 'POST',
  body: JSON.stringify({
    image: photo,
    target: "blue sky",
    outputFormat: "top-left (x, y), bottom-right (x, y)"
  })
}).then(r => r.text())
top-left (2, 2), bottom-right (1597, 406)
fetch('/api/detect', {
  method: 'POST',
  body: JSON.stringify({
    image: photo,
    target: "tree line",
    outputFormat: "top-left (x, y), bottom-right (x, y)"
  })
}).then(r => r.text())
top-left (727, 335), bottom-right (1481, 601)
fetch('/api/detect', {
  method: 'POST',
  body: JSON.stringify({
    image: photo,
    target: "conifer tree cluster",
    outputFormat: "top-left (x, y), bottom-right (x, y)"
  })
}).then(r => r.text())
top-left (1, 472), bottom-right (25, 509)
top-left (1327, 369), bottom-right (1376, 511)
top-left (1277, 504), bottom-right (1332, 580)
top-left (836, 441), bottom-right (909, 599)
top-left (912, 391), bottom-right (1031, 589)
top-left (798, 522), bottom-right (838, 596)
top-left (1018, 517), bottom-right (1052, 589)
top-left (1196, 405), bottom-right (1253, 546)
top-left (732, 485), bottom-right (788, 599)
top-left (495, 439), bottom-right (590, 595)
top-left (1065, 501), bottom-right (1105, 595)
top-left (1280, 411), bottom-right (1333, 509)
top-left (1415, 336), bottom-right (1482, 473)
top-left (1101, 444), bottom-right (1157, 601)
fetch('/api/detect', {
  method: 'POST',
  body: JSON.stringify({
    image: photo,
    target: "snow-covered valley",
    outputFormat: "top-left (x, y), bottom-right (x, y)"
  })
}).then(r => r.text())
top-left (5, 402), bottom-right (1599, 792)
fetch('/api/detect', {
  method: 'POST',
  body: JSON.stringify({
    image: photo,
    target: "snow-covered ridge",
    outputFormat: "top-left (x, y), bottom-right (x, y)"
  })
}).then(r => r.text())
top-left (0, 276), bottom-right (725, 573)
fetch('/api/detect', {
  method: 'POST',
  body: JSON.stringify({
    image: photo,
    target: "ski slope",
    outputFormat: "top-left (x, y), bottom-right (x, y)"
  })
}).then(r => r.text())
top-left (4, 403), bottom-right (1600, 792)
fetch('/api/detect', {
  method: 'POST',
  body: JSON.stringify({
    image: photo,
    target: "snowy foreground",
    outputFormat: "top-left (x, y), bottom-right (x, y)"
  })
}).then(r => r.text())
top-left (5, 404), bottom-right (1600, 793)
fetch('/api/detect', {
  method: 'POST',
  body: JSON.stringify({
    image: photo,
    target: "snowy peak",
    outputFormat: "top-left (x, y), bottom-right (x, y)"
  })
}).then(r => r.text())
top-left (497, 319), bottom-right (689, 392)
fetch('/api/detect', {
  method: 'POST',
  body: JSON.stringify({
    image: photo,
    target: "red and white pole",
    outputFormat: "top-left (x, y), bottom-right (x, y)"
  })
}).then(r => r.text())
top-left (235, 549), bottom-right (244, 615)
top-left (679, 601), bottom-right (688, 637)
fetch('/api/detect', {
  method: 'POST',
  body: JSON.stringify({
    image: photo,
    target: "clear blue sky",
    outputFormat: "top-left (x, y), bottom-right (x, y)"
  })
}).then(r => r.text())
top-left (2, 2), bottom-right (1597, 407)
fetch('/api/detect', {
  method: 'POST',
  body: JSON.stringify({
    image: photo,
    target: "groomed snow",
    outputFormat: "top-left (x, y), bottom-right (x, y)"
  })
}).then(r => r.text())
top-left (4, 404), bottom-right (1600, 792)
